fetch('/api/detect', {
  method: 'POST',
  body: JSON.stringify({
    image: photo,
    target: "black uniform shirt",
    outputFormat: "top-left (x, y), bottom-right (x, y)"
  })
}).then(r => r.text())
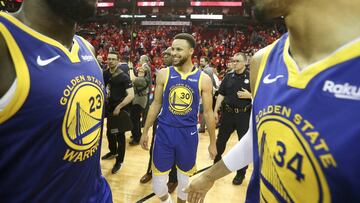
top-left (104, 68), bottom-right (133, 111)
top-left (218, 70), bottom-right (251, 108)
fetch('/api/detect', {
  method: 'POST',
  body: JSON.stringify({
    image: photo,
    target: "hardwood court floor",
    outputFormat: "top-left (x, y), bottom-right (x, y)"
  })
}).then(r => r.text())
top-left (100, 124), bottom-right (252, 203)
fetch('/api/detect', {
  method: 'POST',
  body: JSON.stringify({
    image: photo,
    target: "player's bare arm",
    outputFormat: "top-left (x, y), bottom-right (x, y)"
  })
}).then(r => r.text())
top-left (200, 73), bottom-right (217, 159)
top-left (250, 46), bottom-right (269, 98)
top-left (213, 94), bottom-right (224, 123)
top-left (140, 68), bottom-right (167, 150)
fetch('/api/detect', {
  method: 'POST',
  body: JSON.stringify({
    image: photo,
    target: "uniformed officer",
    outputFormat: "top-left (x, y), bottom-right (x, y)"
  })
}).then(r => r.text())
top-left (213, 52), bottom-right (252, 185)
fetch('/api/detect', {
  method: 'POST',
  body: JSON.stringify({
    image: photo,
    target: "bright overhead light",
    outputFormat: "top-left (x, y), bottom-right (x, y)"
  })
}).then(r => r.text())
top-left (97, 2), bottom-right (114, 8)
top-left (137, 2), bottom-right (165, 7)
top-left (190, 1), bottom-right (242, 7)
top-left (120, 15), bottom-right (147, 18)
top-left (190, 14), bottom-right (223, 20)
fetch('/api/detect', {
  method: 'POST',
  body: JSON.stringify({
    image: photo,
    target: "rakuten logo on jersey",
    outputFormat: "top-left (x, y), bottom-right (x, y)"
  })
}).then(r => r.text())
top-left (323, 80), bottom-right (360, 101)
top-left (81, 55), bottom-right (94, 62)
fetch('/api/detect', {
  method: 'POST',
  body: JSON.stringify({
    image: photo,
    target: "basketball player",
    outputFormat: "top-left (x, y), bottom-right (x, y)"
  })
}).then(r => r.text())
top-left (0, 0), bottom-right (112, 202)
top-left (185, 0), bottom-right (360, 202)
top-left (140, 47), bottom-right (179, 194)
top-left (140, 33), bottom-right (217, 203)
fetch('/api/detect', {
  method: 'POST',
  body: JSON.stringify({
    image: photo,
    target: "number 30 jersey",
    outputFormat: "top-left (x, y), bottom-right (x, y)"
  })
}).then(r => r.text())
top-left (158, 66), bottom-right (203, 127)
top-left (0, 13), bottom-right (111, 202)
top-left (247, 33), bottom-right (360, 203)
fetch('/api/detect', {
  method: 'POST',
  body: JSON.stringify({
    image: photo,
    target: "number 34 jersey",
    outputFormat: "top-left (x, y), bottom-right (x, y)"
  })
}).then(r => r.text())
top-left (0, 13), bottom-right (111, 202)
top-left (247, 33), bottom-right (360, 203)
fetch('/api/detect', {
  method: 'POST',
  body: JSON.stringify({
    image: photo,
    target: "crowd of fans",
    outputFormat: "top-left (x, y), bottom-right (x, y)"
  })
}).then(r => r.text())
top-left (80, 22), bottom-right (285, 79)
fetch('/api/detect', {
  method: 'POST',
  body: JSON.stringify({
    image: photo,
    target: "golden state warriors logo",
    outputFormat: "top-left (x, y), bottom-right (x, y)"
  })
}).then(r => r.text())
top-left (168, 84), bottom-right (194, 115)
top-left (255, 106), bottom-right (334, 203)
top-left (60, 75), bottom-right (105, 162)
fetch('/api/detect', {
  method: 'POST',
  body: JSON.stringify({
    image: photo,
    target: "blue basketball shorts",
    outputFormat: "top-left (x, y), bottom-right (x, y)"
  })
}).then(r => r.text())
top-left (152, 123), bottom-right (199, 176)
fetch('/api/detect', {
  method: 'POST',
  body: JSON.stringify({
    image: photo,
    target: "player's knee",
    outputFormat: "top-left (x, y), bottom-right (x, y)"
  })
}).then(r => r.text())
top-left (176, 171), bottom-right (190, 200)
top-left (152, 174), bottom-right (168, 197)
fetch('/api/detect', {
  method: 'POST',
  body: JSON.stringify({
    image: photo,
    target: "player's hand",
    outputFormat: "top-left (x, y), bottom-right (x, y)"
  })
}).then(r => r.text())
top-left (140, 132), bottom-right (149, 150)
top-left (113, 105), bottom-right (122, 116)
top-left (208, 144), bottom-right (217, 160)
top-left (184, 173), bottom-right (215, 203)
top-left (214, 112), bottom-right (219, 124)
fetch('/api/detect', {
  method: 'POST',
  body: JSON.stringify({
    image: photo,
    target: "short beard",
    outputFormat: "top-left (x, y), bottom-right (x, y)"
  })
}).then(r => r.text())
top-left (173, 57), bottom-right (188, 67)
top-left (46, 0), bottom-right (97, 23)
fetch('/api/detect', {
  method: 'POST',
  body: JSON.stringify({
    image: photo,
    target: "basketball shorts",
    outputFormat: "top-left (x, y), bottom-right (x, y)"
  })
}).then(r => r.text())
top-left (152, 122), bottom-right (199, 176)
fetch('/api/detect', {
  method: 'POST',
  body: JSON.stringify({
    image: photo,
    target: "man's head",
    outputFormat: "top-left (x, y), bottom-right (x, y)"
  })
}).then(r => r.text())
top-left (97, 55), bottom-right (103, 64)
top-left (162, 47), bottom-right (173, 67)
top-left (199, 57), bottom-right (209, 68)
top-left (232, 53), bottom-right (247, 73)
top-left (139, 55), bottom-right (149, 65)
top-left (252, 0), bottom-right (291, 22)
top-left (227, 59), bottom-right (234, 72)
top-left (107, 51), bottom-right (119, 69)
top-left (171, 33), bottom-right (196, 67)
top-left (120, 55), bottom-right (129, 63)
top-left (46, 0), bottom-right (98, 23)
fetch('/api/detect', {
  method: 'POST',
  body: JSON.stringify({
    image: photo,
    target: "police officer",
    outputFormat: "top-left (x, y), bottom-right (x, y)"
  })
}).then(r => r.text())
top-left (213, 52), bottom-right (252, 185)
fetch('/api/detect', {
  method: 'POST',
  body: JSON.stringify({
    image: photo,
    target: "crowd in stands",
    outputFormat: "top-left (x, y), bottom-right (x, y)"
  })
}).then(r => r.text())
top-left (80, 22), bottom-right (285, 79)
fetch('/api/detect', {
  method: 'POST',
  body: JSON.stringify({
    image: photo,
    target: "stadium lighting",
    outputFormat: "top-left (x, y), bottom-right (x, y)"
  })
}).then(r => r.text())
top-left (190, 1), bottom-right (242, 7)
top-left (141, 21), bottom-right (191, 26)
top-left (137, 2), bottom-right (165, 7)
top-left (190, 14), bottom-right (223, 20)
top-left (120, 15), bottom-right (147, 18)
top-left (97, 2), bottom-right (114, 8)
top-left (11, 0), bottom-right (118, 6)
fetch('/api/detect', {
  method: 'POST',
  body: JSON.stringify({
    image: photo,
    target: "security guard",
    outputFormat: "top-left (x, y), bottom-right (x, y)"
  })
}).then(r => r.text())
top-left (213, 52), bottom-right (251, 185)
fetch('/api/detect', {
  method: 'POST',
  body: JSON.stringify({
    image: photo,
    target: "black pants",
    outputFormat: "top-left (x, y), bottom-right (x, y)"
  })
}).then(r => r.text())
top-left (146, 120), bottom-right (177, 182)
top-left (130, 104), bottom-right (144, 142)
top-left (214, 110), bottom-right (251, 176)
top-left (106, 119), bottom-right (126, 163)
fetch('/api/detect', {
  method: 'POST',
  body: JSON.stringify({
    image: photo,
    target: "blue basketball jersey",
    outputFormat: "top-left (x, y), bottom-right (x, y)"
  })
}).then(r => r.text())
top-left (157, 66), bottom-right (203, 127)
top-left (0, 13), bottom-right (111, 202)
top-left (247, 33), bottom-right (360, 203)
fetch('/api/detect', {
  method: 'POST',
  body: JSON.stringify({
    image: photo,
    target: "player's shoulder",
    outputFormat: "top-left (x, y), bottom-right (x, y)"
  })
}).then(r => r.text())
top-left (155, 67), bottom-right (169, 84)
top-left (0, 30), bottom-right (16, 97)
top-left (250, 40), bottom-right (281, 95)
top-left (75, 35), bottom-right (96, 55)
top-left (251, 46), bottom-right (272, 68)
top-left (200, 69), bottom-right (211, 81)
top-left (157, 67), bottom-right (170, 76)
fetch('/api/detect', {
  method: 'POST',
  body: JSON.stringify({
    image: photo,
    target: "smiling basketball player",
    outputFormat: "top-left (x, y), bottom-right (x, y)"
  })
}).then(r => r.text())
top-left (140, 33), bottom-right (217, 203)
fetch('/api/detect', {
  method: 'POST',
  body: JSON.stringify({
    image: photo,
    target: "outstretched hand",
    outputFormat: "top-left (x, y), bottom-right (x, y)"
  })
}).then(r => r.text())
top-left (184, 173), bottom-right (215, 203)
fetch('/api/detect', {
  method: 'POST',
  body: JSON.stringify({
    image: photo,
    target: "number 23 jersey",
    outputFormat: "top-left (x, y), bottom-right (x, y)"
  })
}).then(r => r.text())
top-left (0, 13), bottom-right (111, 202)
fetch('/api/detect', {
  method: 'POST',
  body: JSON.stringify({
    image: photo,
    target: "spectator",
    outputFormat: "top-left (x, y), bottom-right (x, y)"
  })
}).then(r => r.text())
top-left (129, 65), bottom-right (151, 145)
top-left (102, 51), bottom-right (134, 174)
